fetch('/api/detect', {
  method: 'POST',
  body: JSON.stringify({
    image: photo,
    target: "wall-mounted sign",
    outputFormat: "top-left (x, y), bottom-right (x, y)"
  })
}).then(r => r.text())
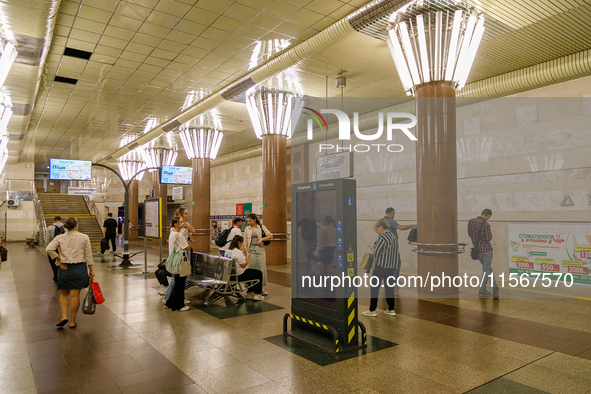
top-left (144, 198), bottom-right (161, 239)
top-left (67, 187), bottom-right (97, 196)
top-left (49, 159), bottom-right (92, 181)
top-left (316, 152), bottom-right (353, 181)
top-left (172, 186), bottom-right (184, 201)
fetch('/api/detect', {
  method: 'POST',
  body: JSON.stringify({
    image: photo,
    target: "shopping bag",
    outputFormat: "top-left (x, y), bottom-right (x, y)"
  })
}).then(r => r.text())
top-left (82, 286), bottom-right (96, 314)
top-left (359, 253), bottom-right (372, 270)
top-left (179, 253), bottom-right (191, 277)
top-left (92, 281), bottom-right (105, 304)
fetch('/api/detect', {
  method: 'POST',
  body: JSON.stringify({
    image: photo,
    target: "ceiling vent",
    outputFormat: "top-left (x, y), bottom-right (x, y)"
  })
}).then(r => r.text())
top-left (54, 76), bottom-right (78, 85)
top-left (63, 47), bottom-right (92, 60)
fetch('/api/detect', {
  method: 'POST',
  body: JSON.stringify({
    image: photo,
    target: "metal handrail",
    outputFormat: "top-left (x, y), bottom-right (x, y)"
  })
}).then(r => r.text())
top-left (83, 195), bottom-right (104, 230)
top-left (31, 184), bottom-right (46, 246)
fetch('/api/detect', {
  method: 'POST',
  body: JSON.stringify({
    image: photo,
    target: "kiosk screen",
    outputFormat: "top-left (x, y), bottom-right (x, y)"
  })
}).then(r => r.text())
top-left (296, 190), bottom-right (338, 310)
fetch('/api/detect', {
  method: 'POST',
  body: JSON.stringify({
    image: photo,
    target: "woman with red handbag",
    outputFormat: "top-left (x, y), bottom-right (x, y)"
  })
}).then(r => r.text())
top-left (46, 217), bottom-right (95, 328)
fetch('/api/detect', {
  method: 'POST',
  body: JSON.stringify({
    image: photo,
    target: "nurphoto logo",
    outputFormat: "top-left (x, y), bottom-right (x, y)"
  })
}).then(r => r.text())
top-left (291, 98), bottom-right (418, 153)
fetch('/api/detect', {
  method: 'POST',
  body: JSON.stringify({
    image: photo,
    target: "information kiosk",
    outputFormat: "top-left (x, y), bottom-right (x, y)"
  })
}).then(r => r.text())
top-left (285, 178), bottom-right (366, 353)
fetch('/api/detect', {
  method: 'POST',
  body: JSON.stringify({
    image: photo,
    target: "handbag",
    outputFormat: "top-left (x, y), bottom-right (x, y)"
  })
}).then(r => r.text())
top-left (359, 253), bottom-right (373, 270)
top-left (471, 222), bottom-right (484, 260)
top-left (407, 228), bottom-right (417, 243)
top-left (261, 227), bottom-right (271, 246)
top-left (82, 285), bottom-right (96, 315)
top-left (179, 251), bottom-right (191, 277)
top-left (0, 246), bottom-right (7, 262)
top-left (92, 281), bottom-right (105, 304)
top-left (165, 233), bottom-right (184, 275)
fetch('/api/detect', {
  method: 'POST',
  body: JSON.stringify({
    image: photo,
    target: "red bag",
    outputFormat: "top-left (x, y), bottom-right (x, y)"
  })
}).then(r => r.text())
top-left (91, 281), bottom-right (105, 304)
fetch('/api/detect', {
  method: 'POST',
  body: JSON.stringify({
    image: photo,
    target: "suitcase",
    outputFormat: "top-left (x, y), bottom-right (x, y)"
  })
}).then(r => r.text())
top-left (100, 238), bottom-right (109, 253)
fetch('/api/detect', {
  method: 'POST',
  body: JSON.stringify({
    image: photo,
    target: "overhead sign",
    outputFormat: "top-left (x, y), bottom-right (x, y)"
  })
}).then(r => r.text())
top-left (160, 165), bottom-right (192, 185)
top-left (49, 159), bottom-right (92, 181)
top-left (508, 223), bottom-right (591, 287)
top-left (316, 152), bottom-right (353, 181)
top-left (67, 187), bottom-right (97, 196)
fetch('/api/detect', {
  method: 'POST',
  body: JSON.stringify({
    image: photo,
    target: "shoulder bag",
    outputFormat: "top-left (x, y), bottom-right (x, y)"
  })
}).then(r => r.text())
top-left (82, 285), bottom-right (96, 314)
top-left (179, 251), bottom-right (191, 277)
top-left (0, 245), bottom-right (7, 262)
top-left (261, 226), bottom-right (271, 246)
top-left (165, 233), bottom-right (182, 275)
top-left (471, 221), bottom-right (484, 260)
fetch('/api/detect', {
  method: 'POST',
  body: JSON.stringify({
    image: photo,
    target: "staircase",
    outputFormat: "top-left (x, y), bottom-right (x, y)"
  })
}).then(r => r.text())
top-left (38, 194), bottom-right (104, 247)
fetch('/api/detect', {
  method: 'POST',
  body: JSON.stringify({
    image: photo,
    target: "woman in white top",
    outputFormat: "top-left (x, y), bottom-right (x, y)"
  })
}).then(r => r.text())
top-left (46, 217), bottom-right (95, 329)
top-left (165, 217), bottom-right (193, 311)
top-left (227, 235), bottom-right (264, 300)
top-left (160, 207), bottom-right (195, 297)
top-left (243, 213), bottom-right (272, 295)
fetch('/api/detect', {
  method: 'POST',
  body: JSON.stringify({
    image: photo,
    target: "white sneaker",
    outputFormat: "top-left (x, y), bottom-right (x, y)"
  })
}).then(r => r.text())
top-left (179, 306), bottom-right (190, 311)
top-left (158, 286), bottom-right (167, 295)
top-left (161, 298), bottom-right (166, 304)
top-left (184, 299), bottom-right (191, 304)
top-left (246, 293), bottom-right (254, 299)
top-left (362, 310), bottom-right (377, 317)
top-left (384, 309), bottom-right (396, 316)
top-left (253, 294), bottom-right (265, 301)
top-left (164, 305), bottom-right (169, 309)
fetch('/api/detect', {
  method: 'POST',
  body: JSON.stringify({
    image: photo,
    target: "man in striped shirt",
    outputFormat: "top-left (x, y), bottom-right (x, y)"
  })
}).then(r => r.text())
top-left (468, 209), bottom-right (498, 298)
top-left (362, 219), bottom-right (401, 317)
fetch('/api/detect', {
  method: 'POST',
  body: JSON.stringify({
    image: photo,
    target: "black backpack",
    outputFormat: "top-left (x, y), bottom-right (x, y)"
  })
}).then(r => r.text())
top-left (54, 226), bottom-right (66, 237)
top-left (215, 228), bottom-right (232, 247)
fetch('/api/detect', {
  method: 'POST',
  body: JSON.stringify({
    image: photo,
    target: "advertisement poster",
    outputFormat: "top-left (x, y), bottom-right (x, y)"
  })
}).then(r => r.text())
top-left (508, 223), bottom-right (591, 286)
top-left (144, 199), bottom-right (160, 239)
top-left (49, 159), bottom-right (92, 181)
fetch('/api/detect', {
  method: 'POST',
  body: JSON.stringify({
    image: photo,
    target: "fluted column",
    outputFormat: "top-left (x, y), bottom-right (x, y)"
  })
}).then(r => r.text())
top-left (416, 82), bottom-right (458, 294)
top-left (262, 134), bottom-right (287, 265)
top-left (192, 158), bottom-right (211, 253)
top-left (128, 180), bottom-right (139, 241)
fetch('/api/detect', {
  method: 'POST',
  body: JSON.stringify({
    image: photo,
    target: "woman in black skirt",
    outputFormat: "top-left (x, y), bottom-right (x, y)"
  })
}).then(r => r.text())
top-left (46, 217), bottom-right (95, 328)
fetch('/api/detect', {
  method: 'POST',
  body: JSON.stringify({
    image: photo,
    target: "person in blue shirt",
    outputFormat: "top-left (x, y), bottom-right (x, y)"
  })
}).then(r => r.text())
top-left (384, 207), bottom-right (416, 240)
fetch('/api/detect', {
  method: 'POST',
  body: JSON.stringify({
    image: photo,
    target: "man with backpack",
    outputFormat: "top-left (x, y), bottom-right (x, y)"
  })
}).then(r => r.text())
top-left (468, 208), bottom-right (499, 299)
top-left (45, 216), bottom-right (65, 283)
top-left (217, 217), bottom-right (244, 256)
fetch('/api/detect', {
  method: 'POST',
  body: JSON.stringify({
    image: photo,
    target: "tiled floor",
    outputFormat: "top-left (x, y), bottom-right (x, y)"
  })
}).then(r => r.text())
top-left (1, 241), bottom-right (591, 393)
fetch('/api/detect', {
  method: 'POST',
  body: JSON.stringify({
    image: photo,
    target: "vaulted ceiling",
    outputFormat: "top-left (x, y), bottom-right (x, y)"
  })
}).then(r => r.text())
top-left (1, 0), bottom-right (590, 171)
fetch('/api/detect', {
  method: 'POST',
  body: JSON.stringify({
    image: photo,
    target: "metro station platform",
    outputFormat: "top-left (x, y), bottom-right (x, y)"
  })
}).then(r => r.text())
top-left (1, 242), bottom-right (590, 394)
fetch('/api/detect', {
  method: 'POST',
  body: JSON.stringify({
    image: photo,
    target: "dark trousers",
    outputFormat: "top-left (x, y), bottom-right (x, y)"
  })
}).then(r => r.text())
top-left (106, 234), bottom-right (117, 251)
top-left (238, 269), bottom-right (263, 294)
top-left (48, 257), bottom-right (58, 283)
top-left (155, 268), bottom-right (172, 286)
top-left (166, 274), bottom-right (186, 311)
top-left (369, 266), bottom-right (398, 311)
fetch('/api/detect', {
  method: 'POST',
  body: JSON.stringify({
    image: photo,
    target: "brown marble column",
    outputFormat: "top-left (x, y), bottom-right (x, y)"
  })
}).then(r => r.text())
top-left (415, 81), bottom-right (458, 294)
top-left (128, 180), bottom-right (139, 241)
top-left (192, 158), bottom-right (211, 254)
top-left (152, 172), bottom-right (168, 246)
top-left (262, 134), bottom-right (287, 265)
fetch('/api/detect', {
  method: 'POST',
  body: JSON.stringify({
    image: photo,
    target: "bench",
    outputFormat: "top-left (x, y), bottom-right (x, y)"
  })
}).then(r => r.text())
top-left (186, 252), bottom-right (260, 306)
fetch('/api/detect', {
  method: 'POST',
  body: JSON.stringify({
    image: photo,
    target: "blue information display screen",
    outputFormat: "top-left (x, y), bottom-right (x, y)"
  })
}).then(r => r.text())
top-left (160, 165), bottom-right (193, 185)
top-left (49, 159), bottom-right (92, 181)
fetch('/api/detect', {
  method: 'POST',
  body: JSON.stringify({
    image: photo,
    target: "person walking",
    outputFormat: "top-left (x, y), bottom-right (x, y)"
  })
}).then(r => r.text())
top-left (362, 219), bottom-right (400, 317)
top-left (384, 207), bottom-right (416, 239)
top-left (100, 213), bottom-right (118, 254)
top-left (315, 215), bottom-right (336, 276)
top-left (45, 216), bottom-right (65, 283)
top-left (220, 217), bottom-right (244, 257)
top-left (244, 213), bottom-right (272, 296)
top-left (226, 235), bottom-right (264, 300)
top-left (165, 217), bottom-right (193, 311)
top-left (297, 212), bottom-right (317, 266)
top-left (468, 209), bottom-right (499, 298)
top-left (46, 217), bottom-right (95, 328)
